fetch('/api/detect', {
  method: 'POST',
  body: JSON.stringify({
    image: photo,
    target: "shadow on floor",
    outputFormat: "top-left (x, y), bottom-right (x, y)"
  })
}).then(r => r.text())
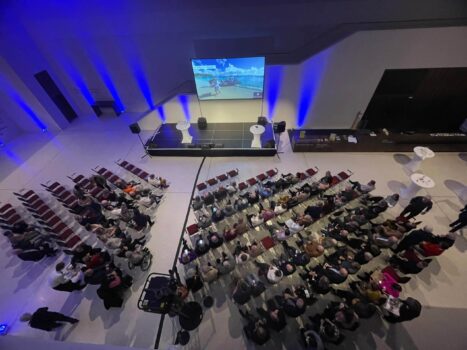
top-left (393, 154), bottom-right (412, 165)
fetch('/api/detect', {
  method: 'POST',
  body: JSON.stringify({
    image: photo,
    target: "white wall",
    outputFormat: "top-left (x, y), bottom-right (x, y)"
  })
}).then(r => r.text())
top-left (300, 26), bottom-right (467, 129)
top-left (141, 26), bottom-right (467, 130)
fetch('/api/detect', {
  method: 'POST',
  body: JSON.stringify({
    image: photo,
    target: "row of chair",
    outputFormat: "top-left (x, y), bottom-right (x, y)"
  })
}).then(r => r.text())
top-left (12, 190), bottom-right (84, 250)
top-left (115, 159), bottom-right (150, 183)
top-left (196, 169), bottom-right (240, 192)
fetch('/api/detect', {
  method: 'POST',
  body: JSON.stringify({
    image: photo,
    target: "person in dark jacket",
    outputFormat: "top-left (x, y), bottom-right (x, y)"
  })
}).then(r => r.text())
top-left (384, 297), bottom-right (422, 323)
top-left (393, 226), bottom-right (455, 253)
top-left (449, 204), bottom-right (467, 232)
top-left (20, 307), bottom-right (78, 331)
top-left (398, 196), bottom-right (433, 220)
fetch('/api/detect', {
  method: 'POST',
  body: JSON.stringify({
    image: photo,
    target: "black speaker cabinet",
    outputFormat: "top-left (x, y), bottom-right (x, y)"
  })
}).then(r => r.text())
top-left (198, 117), bottom-right (207, 130)
top-left (257, 116), bottom-right (268, 126)
top-left (273, 121), bottom-right (286, 133)
top-left (129, 123), bottom-right (141, 134)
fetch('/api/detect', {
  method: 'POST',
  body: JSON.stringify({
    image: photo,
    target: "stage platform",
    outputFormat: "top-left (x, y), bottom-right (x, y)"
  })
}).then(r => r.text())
top-left (146, 122), bottom-right (277, 157)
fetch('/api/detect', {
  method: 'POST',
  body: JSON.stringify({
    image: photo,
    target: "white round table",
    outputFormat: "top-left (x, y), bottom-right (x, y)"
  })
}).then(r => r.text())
top-left (405, 146), bottom-right (435, 172)
top-left (250, 124), bottom-right (265, 148)
top-left (400, 173), bottom-right (435, 198)
top-left (176, 121), bottom-right (193, 144)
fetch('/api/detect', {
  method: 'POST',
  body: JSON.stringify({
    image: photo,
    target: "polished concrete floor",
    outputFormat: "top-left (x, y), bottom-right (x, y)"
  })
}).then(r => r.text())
top-left (0, 116), bottom-right (466, 350)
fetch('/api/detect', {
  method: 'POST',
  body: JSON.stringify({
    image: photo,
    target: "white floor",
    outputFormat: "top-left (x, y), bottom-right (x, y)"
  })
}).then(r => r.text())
top-left (0, 116), bottom-right (466, 350)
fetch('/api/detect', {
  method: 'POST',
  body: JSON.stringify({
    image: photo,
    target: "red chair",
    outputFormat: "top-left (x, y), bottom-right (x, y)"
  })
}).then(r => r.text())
top-left (119, 160), bottom-right (129, 168)
top-left (186, 224), bottom-right (199, 236)
top-left (238, 182), bottom-right (248, 191)
top-left (227, 169), bottom-right (239, 178)
top-left (266, 169), bottom-right (278, 178)
top-left (54, 228), bottom-right (74, 242)
top-left (247, 178), bottom-right (257, 186)
top-left (256, 173), bottom-right (267, 182)
top-left (337, 171), bottom-right (352, 180)
top-left (139, 171), bottom-right (149, 179)
top-left (330, 176), bottom-right (340, 186)
top-left (206, 178), bottom-right (218, 187)
top-left (261, 236), bottom-right (276, 250)
top-left (61, 235), bottom-right (81, 250)
top-left (108, 175), bottom-right (120, 183)
top-left (0, 203), bottom-right (13, 214)
top-left (217, 174), bottom-right (228, 182)
top-left (306, 168), bottom-right (318, 177)
top-left (197, 183), bottom-right (207, 192)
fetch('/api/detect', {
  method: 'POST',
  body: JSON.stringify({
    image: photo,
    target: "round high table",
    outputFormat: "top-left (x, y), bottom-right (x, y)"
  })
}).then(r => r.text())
top-left (176, 121), bottom-right (193, 144)
top-left (250, 124), bottom-right (265, 148)
top-left (405, 146), bottom-right (435, 172)
top-left (400, 173), bottom-right (435, 198)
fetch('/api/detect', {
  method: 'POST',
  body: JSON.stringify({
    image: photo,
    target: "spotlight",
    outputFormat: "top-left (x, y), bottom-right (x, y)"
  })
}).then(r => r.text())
top-left (42, 128), bottom-right (48, 132)
top-left (0, 323), bottom-right (8, 335)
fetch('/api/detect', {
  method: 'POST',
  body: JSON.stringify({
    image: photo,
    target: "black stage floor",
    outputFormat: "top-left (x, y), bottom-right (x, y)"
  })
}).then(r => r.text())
top-left (146, 122), bottom-right (277, 157)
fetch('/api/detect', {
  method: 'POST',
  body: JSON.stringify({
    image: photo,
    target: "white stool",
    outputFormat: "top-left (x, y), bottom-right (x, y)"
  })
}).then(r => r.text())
top-left (405, 146), bottom-right (435, 172)
top-left (250, 124), bottom-right (265, 148)
top-left (400, 173), bottom-right (435, 198)
top-left (176, 121), bottom-right (193, 144)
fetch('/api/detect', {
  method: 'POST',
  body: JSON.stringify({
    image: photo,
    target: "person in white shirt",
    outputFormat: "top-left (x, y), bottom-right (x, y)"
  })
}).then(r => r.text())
top-left (266, 266), bottom-right (284, 284)
top-left (350, 180), bottom-right (376, 194)
top-left (147, 174), bottom-right (169, 188)
top-left (248, 213), bottom-right (264, 227)
top-left (274, 203), bottom-right (288, 215)
top-left (49, 262), bottom-right (86, 292)
top-left (225, 182), bottom-right (237, 195)
top-left (285, 218), bottom-right (304, 234)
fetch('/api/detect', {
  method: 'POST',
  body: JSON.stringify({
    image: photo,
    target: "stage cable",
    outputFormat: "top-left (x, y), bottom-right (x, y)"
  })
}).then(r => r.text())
top-left (197, 95), bottom-right (203, 117)
top-left (153, 156), bottom-right (206, 349)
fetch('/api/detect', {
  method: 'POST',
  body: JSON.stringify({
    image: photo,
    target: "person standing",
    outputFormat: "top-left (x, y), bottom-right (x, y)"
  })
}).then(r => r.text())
top-left (449, 204), bottom-right (467, 232)
top-left (398, 196), bottom-right (433, 220)
top-left (20, 307), bottom-right (78, 331)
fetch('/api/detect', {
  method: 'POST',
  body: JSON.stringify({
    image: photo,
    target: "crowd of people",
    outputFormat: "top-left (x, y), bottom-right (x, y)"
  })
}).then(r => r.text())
top-left (179, 169), bottom-right (461, 348)
top-left (1, 169), bottom-right (168, 332)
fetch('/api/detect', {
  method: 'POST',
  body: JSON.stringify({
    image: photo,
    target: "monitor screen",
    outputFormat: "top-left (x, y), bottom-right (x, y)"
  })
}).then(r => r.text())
top-left (191, 57), bottom-right (265, 100)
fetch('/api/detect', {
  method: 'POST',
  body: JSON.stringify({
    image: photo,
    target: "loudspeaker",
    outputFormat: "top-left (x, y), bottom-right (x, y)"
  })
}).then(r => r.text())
top-left (198, 117), bottom-right (207, 130)
top-left (273, 121), bottom-right (286, 133)
top-left (129, 123), bottom-right (141, 134)
top-left (257, 116), bottom-right (268, 126)
top-left (264, 139), bottom-right (276, 148)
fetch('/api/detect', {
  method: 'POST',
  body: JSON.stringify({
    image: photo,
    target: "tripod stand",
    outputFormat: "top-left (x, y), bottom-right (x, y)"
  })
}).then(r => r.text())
top-left (136, 133), bottom-right (151, 159)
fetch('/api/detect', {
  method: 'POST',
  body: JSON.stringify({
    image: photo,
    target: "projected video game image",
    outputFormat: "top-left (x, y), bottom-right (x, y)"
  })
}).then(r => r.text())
top-left (191, 57), bottom-right (265, 100)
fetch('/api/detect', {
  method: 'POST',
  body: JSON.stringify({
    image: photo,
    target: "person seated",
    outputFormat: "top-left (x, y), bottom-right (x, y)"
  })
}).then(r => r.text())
top-left (245, 273), bottom-right (266, 297)
top-left (272, 202), bottom-right (288, 215)
top-left (233, 197), bottom-right (249, 211)
top-left (336, 186), bottom-right (359, 204)
top-left (200, 262), bottom-right (218, 283)
top-left (257, 299), bottom-right (287, 332)
top-left (192, 196), bottom-right (203, 211)
top-left (327, 303), bottom-right (359, 331)
top-left (318, 171), bottom-right (333, 190)
top-left (383, 297), bottom-right (422, 323)
top-left (296, 182), bottom-right (321, 196)
top-left (304, 202), bottom-right (324, 221)
top-left (308, 314), bottom-right (344, 345)
top-left (272, 254), bottom-right (296, 276)
top-left (349, 179), bottom-right (376, 194)
top-left (325, 247), bottom-right (361, 275)
top-left (300, 324), bottom-right (325, 350)
top-left (147, 174), bottom-right (169, 188)
top-left (231, 276), bottom-right (252, 305)
top-left (310, 263), bottom-right (348, 285)
top-left (49, 262), bottom-right (86, 292)
top-left (234, 218), bottom-right (249, 235)
top-left (268, 225), bottom-right (291, 241)
top-left (239, 309), bottom-right (270, 345)
top-left (214, 186), bottom-right (228, 201)
top-left (350, 280), bottom-right (386, 305)
top-left (194, 235), bottom-right (210, 256)
top-left (115, 180), bottom-right (143, 197)
top-left (289, 188), bottom-right (310, 203)
top-left (284, 217), bottom-right (304, 234)
top-left (297, 232), bottom-right (325, 258)
top-left (222, 201), bottom-right (236, 217)
top-left (258, 203), bottom-right (275, 222)
top-left (247, 213), bottom-right (264, 227)
top-left (207, 230), bottom-right (223, 248)
top-left (235, 250), bottom-right (250, 265)
top-left (296, 214), bottom-right (313, 227)
top-left (300, 268), bottom-right (331, 295)
top-left (202, 192), bottom-right (215, 206)
top-left (179, 239), bottom-right (197, 264)
top-left (247, 240), bottom-right (263, 258)
top-left (242, 190), bottom-right (260, 205)
top-left (282, 241), bottom-right (310, 266)
top-left (216, 252), bottom-right (235, 274)
top-left (223, 225), bottom-right (237, 242)
top-left (210, 205), bottom-right (225, 223)
top-left (184, 265), bottom-right (203, 292)
top-left (134, 192), bottom-right (163, 208)
top-left (70, 243), bottom-right (93, 266)
top-left (197, 213), bottom-right (212, 229)
top-left (330, 288), bottom-right (377, 319)
top-left (389, 255), bottom-right (431, 275)
top-left (371, 232), bottom-right (399, 249)
top-left (255, 260), bottom-right (283, 284)
top-left (276, 286), bottom-right (306, 317)
top-left (131, 207), bottom-right (154, 231)
top-left (73, 183), bottom-right (87, 199)
top-left (258, 185), bottom-right (273, 199)
top-left (280, 172), bottom-right (301, 186)
top-left (225, 182), bottom-right (237, 196)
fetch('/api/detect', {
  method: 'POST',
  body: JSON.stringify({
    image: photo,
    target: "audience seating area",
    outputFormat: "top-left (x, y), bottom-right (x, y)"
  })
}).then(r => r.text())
top-left (172, 167), bottom-right (451, 348)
